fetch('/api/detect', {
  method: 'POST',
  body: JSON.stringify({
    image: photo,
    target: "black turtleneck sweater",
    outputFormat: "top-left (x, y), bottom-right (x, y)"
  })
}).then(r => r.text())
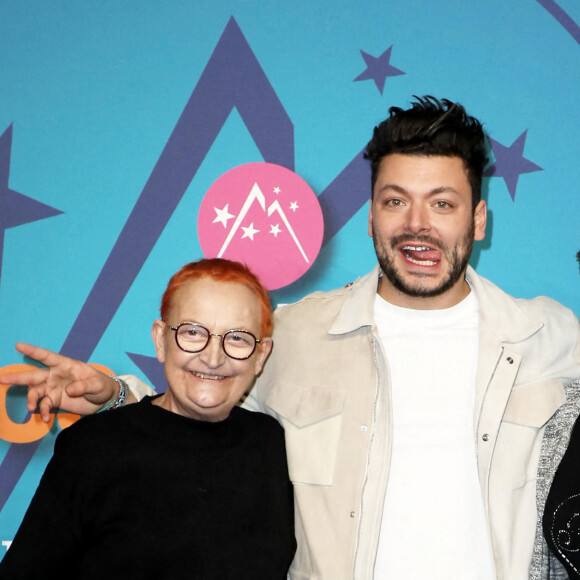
top-left (0, 396), bottom-right (295, 579)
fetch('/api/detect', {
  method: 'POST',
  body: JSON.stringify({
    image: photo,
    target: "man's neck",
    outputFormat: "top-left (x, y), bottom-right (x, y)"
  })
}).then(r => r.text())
top-left (376, 273), bottom-right (471, 310)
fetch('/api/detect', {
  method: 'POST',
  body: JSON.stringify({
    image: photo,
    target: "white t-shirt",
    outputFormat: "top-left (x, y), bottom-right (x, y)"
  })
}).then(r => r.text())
top-left (373, 290), bottom-right (495, 579)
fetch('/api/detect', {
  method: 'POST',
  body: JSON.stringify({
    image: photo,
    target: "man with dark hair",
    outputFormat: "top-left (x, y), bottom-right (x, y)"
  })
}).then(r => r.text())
top-left (6, 96), bottom-right (580, 579)
top-left (245, 96), bottom-right (580, 578)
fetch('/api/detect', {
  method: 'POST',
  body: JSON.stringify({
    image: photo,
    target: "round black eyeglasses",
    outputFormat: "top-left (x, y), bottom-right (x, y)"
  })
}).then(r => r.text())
top-left (168, 322), bottom-right (261, 360)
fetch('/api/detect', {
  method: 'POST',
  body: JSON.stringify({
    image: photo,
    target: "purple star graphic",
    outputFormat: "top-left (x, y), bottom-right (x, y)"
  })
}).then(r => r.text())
top-left (484, 131), bottom-right (543, 201)
top-left (0, 125), bottom-right (63, 287)
top-left (354, 45), bottom-right (405, 95)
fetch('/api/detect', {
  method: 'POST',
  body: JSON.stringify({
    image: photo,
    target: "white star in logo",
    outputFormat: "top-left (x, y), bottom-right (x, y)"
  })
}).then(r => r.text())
top-left (269, 224), bottom-right (282, 237)
top-left (241, 223), bottom-right (260, 240)
top-left (213, 204), bottom-right (235, 228)
top-left (289, 201), bottom-right (299, 212)
top-left (273, 186), bottom-right (281, 194)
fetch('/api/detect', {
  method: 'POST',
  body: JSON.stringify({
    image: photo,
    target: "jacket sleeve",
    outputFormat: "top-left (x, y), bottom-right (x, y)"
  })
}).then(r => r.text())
top-left (119, 374), bottom-right (156, 400)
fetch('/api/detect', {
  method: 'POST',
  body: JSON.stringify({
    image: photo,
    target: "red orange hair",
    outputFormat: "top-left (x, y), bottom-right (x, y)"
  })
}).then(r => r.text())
top-left (160, 258), bottom-right (273, 337)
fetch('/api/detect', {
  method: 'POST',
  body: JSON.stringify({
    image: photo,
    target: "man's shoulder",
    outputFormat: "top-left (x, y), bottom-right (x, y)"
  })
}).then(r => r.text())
top-left (470, 268), bottom-right (578, 321)
top-left (470, 269), bottom-right (579, 350)
top-left (273, 267), bottom-right (377, 323)
top-left (514, 293), bottom-right (578, 319)
top-left (274, 286), bottom-right (348, 316)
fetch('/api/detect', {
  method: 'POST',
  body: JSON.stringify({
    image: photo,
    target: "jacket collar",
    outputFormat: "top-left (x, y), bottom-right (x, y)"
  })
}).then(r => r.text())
top-left (328, 263), bottom-right (544, 343)
top-left (328, 264), bottom-right (380, 335)
top-left (465, 265), bottom-right (544, 343)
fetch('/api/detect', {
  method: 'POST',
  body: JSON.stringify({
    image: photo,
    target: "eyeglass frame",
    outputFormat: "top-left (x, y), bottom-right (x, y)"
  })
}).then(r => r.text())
top-left (167, 321), bottom-right (262, 360)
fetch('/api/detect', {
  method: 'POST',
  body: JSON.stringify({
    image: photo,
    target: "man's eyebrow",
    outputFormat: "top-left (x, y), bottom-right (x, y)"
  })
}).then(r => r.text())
top-left (427, 186), bottom-right (462, 196)
top-left (375, 184), bottom-right (462, 196)
top-left (374, 183), bottom-right (407, 195)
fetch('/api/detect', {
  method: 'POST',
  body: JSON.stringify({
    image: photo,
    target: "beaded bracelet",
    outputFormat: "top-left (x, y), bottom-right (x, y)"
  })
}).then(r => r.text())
top-left (96, 376), bottom-right (129, 413)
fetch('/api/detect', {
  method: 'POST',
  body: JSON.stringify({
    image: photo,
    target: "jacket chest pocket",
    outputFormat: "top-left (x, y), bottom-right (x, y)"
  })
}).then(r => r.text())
top-left (494, 379), bottom-right (566, 490)
top-left (503, 379), bottom-right (565, 428)
top-left (266, 384), bottom-right (346, 486)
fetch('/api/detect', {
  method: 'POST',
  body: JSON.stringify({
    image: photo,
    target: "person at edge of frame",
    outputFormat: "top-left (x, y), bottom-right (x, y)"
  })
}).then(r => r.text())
top-left (2, 96), bottom-right (579, 579)
top-left (540, 250), bottom-right (580, 579)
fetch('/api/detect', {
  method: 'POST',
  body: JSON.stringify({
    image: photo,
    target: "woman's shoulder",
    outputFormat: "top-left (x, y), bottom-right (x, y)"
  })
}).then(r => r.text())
top-left (55, 396), bottom-right (154, 449)
top-left (233, 405), bottom-right (282, 427)
top-left (232, 405), bottom-right (284, 434)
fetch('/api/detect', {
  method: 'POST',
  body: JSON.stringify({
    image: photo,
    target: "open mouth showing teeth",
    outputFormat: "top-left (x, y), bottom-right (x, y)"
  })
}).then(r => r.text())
top-left (401, 245), bottom-right (439, 266)
top-left (191, 371), bottom-right (225, 380)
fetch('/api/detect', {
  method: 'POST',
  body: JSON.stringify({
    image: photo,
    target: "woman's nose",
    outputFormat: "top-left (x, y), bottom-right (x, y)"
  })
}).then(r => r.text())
top-left (199, 335), bottom-right (226, 367)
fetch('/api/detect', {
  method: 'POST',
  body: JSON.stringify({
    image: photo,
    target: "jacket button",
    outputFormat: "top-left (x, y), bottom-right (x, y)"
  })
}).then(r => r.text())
top-left (482, 434), bottom-right (490, 442)
top-left (360, 425), bottom-right (368, 432)
top-left (507, 357), bottom-right (514, 364)
top-left (349, 511), bottom-right (356, 518)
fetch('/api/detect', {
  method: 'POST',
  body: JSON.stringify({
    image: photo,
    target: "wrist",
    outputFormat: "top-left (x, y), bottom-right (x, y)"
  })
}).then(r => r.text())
top-left (96, 376), bottom-right (129, 413)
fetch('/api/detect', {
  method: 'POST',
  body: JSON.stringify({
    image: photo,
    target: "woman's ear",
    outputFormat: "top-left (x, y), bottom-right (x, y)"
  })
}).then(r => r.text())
top-left (151, 320), bottom-right (167, 363)
top-left (254, 337), bottom-right (273, 376)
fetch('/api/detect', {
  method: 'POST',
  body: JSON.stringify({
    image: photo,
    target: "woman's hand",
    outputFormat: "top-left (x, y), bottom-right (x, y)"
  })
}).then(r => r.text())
top-left (0, 342), bottom-right (121, 422)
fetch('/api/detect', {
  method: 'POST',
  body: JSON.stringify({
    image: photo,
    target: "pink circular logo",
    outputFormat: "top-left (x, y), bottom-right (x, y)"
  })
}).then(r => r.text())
top-left (197, 162), bottom-right (324, 290)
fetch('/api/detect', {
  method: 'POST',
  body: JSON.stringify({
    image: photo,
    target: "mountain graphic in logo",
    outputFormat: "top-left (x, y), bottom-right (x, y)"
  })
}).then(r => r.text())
top-left (198, 162), bottom-right (324, 289)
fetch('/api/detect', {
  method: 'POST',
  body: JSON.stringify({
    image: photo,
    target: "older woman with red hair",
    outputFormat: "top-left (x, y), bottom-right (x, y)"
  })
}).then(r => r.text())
top-left (0, 259), bottom-right (295, 579)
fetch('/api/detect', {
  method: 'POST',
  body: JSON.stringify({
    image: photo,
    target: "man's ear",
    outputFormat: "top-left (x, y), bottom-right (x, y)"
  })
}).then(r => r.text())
top-left (151, 320), bottom-right (167, 364)
top-left (368, 200), bottom-right (374, 238)
top-left (474, 200), bottom-right (487, 241)
top-left (254, 337), bottom-right (273, 376)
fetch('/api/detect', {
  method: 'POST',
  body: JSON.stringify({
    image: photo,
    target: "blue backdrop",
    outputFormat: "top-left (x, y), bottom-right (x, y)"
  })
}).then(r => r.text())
top-left (1, 0), bottom-right (579, 555)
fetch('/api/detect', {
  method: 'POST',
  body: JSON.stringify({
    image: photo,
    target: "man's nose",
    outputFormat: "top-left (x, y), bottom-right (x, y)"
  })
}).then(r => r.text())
top-left (404, 204), bottom-right (430, 233)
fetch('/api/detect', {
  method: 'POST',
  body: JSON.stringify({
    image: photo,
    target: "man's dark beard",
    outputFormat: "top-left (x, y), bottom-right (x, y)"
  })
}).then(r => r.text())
top-left (373, 221), bottom-right (475, 298)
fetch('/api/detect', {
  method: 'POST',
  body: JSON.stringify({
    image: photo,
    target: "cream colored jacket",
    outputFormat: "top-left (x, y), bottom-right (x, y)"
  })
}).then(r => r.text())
top-left (243, 265), bottom-right (580, 580)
